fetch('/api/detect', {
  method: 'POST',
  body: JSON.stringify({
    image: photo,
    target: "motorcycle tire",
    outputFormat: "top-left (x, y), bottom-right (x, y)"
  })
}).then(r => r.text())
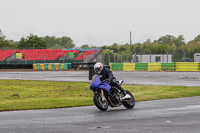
top-left (93, 92), bottom-right (108, 111)
top-left (122, 90), bottom-right (135, 109)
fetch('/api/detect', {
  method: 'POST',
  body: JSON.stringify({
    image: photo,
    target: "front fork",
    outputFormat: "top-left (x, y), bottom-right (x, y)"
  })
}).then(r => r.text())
top-left (101, 89), bottom-right (106, 101)
top-left (101, 89), bottom-right (104, 95)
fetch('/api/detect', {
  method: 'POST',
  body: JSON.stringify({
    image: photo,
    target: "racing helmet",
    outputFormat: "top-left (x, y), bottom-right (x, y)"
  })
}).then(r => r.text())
top-left (94, 62), bottom-right (103, 74)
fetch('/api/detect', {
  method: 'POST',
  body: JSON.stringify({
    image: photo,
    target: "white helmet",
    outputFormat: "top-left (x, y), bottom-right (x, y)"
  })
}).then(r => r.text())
top-left (94, 62), bottom-right (103, 74)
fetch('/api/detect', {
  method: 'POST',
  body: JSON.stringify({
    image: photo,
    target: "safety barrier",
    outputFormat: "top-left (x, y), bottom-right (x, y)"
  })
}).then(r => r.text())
top-left (111, 63), bottom-right (123, 71)
top-left (33, 63), bottom-right (72, 70)
top-left (148, 63), bottom-right (161, 71)
top-left (135, 63), bottom-right (148, 71)
top-left (123, 63), bottom-right (135, 71)
top-left (40, 64), bottom-right (44, 70)
top-left (161, 63), bottom-right (175, 71)
top-left (175, 62), bottom-right (199, 72)
top-left (36, 64), bottom-right (40, 70)
top-left (33, 64), bottom-right (37, 70)
top-left (55, 63), bottom-right (59, 70)
top-left (0, 64), bottom-right (33, 69)
top-left (199, 63), bottom-right (200, 71)
top-left (110, 62), bottom-right (200, 72)
top-left (48, 64), bottom-right (52, 70)
top-left (44, 64), bottom-right (48, 70)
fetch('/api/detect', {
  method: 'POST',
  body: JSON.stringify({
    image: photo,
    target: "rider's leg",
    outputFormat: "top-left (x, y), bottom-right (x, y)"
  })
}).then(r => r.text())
top-left (111, 79), bottom-right (128, 96)
top-left (110, 79), bottom-right (131, 100)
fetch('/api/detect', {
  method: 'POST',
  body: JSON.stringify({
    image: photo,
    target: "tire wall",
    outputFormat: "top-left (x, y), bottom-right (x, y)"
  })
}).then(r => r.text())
top-left (161, 63), bottom-right (175, 71)
top-left (110, 62), bottom-right (200, 72)
top-left (135, 63), bottom-right (148, 71)
top-left (147, 63), bottom-right (161, 71)
top-left (111, 63), bottom-right (123, 71)
top-left (33, 63), bottom-right (72, 70)
top-left (123, 63), bottom-right (135, 71)
top-left (175, 62), bottom-right (199, 72)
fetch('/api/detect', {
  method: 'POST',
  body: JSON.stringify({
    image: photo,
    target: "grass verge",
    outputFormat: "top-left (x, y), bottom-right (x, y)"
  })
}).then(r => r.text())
top-left (1, 80), bottom-right (200, 111)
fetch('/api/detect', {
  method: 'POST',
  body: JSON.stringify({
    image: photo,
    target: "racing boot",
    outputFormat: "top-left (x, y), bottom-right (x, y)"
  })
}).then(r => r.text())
top-left (120, 88), bottom-right (131, 100)
top-left (111, 79), bottom-right (131, 100)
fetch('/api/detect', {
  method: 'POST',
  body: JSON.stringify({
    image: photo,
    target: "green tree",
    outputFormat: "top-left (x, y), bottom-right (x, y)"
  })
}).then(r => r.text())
top-left (118, 43), bottom-right (130, 52)
top-left (103, 49), bottom-right (114, 55)
top-left (42, 36), bottom-right (75, 49)
top-left (132, 43), bottom-right (141, 54)
top-left (157, 35), bottom-right (185, 47)
top-left (110, 43), bottom-right (119, 52)
top-left (174, 35), bottom-right (185, 47)
top-left (0, 30), bottom-right (13, 49)
top-left (194, 34), bottom-right (200, 42)
top-left (50, 44), bottom-right (63, 49)
top-left (171, 43), bottom-right (177, 52)
top-left (80, 44), bottom-right (90, 49)
top-left (56, 36), bottom-right (75, 49)
top-left (17, 34), bottom-right (47, 49)
top-left (157, 35), bottom-right (175, 45)
top-left (42, 36), bottom-right (57, 48)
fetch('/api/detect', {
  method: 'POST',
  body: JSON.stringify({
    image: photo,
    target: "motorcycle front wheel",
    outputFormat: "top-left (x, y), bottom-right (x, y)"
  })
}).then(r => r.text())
top-left (93, 92), bottom-right (108, 111)
top-left (122, 90), bottom-right (135, 109)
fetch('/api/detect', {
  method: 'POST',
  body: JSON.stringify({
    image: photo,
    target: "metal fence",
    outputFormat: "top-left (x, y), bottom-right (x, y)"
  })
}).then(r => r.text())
top-left (102, 53), bottom-right (133, 65)
top-left (102, 52), bottom-right (194, 65)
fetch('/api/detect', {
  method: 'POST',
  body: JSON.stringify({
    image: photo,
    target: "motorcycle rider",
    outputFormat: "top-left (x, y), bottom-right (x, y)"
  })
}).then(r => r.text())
top-left (94, 62), bottom-right (131, 100)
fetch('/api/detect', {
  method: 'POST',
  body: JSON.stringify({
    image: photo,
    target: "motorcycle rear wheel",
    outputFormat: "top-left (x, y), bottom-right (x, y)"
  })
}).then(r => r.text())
top-left (122, 90), bottom-right (135, 109)
top-left (93, 92), bottom-right (108, 111)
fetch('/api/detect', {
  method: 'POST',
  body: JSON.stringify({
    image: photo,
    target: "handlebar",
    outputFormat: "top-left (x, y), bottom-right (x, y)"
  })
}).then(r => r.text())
top-left (101, 79), bottom-right (110, 83)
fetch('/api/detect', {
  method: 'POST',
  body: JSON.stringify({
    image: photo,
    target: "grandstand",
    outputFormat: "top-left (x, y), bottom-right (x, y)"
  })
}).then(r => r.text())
top-left (0, 49), bottom-right (102, 63)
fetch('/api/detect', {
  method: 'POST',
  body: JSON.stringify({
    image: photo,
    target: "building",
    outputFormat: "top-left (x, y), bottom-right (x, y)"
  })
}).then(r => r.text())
top-left (194, 53), bottom-right (200, 62)
top-left (132, 54), bottom-right (172, 63)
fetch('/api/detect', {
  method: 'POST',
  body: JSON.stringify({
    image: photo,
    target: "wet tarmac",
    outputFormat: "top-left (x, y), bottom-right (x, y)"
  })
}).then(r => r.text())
top-left (1, 71), bottom-right (200, 133)
top-left (1, 96), bottom-right (200, 133)
top-left (0, 71), bottom-right (200, 86)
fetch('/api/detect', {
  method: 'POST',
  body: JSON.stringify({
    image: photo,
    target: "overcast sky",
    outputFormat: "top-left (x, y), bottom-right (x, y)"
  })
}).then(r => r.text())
top-left (0, 0), bottom-right (200, 46)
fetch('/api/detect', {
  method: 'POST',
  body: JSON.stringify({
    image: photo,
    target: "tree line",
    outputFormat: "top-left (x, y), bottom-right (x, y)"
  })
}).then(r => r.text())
top-left (101, 35), bottom-right (200, 62)
top-left (1, 29), bottom-right (200, 61)
top-left (0, 30), bottom-right (75, 49)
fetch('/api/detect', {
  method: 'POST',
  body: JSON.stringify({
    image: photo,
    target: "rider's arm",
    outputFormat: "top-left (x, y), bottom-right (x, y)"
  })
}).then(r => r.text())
top-left (104, 68), bottom-right (115, 83)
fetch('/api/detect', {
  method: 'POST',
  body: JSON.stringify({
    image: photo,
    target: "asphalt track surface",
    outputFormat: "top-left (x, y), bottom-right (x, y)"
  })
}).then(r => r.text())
top-left (0, 96), bottom-right (200, 133)
top-left (1, 71), bottom-right (200, 133)
top-left (0, 71), bottom-right (200, 86)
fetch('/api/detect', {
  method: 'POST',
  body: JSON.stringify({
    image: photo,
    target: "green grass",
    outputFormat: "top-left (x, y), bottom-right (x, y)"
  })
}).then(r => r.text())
top-left (1, 79), bottom-right (200, 111)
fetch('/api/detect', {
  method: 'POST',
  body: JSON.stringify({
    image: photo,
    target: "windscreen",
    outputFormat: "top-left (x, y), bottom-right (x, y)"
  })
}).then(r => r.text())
top-left (91, 75), bottom-right (101, 82)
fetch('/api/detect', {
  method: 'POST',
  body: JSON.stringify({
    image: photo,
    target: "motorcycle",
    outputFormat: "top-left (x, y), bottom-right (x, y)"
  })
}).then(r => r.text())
top-left (90, 75), bottom-right (135, 111)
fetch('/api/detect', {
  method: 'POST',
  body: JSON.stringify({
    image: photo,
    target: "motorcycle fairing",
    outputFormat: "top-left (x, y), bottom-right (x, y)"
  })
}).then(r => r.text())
top-left (90, 75), bottom-right (111, 92)
top-left (98, 82), bottom-right (111, 92)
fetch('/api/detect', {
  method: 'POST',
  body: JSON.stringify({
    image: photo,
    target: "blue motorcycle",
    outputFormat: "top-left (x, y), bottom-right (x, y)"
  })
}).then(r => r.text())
top-left (90, 75), bottom-right (135, 111)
